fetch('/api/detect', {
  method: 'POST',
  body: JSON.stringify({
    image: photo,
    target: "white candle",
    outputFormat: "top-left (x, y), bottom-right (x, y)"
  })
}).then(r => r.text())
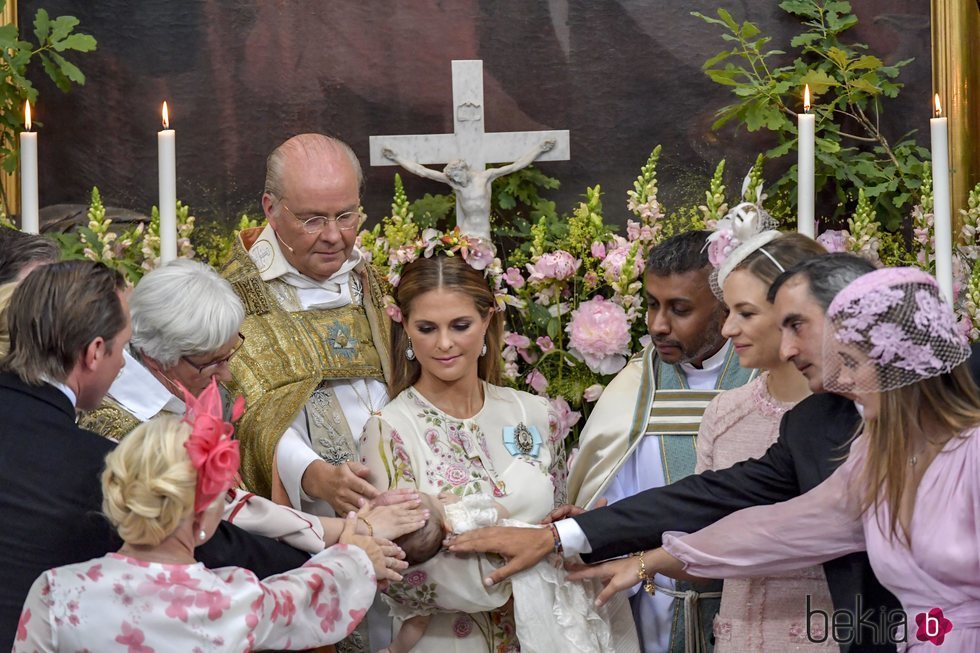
top-left (930, 93), bottom-right (953, 304)
top-left (797, 84), bottom-right (815, 238)
top-left (158, 101), bottom-right (177, 263)
top-left (20, 101), bottom-right (39, 234)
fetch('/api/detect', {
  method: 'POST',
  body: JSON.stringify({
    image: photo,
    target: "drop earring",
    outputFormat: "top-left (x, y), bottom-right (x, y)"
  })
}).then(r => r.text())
top-left (480, 339), bottom-right (488, 357)
top-left (198, 529), bottom-right (207, 542)
top-left (405, 337), bottom-right (416, 361)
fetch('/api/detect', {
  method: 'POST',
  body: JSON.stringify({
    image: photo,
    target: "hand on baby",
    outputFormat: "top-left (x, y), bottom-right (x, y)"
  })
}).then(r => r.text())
top-left (340, 512), bottom-right (408, 588)
top-left (358, 489), bottom-right (429, 541)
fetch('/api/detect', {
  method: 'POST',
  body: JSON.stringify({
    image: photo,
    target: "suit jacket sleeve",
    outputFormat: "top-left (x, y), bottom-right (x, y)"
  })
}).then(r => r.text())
top-left (575, 409), bottom-right (801, 562)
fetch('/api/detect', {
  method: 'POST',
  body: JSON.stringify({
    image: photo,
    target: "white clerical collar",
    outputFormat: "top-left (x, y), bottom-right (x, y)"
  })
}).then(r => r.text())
top-left (108, 350), bottom-right (185, 421)
top-left (248, 223), bottom-right (361, 288)
top-left (679, 341), bottom-right (732, 390)
top-left (44, 378), bottom-right (77, 409)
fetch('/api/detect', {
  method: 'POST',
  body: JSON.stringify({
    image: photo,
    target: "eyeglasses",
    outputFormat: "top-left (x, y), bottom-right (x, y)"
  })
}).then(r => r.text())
top-left (182, 333), bottom-right (245, 376)
top-left (279, 201), bottom-right (362, 233)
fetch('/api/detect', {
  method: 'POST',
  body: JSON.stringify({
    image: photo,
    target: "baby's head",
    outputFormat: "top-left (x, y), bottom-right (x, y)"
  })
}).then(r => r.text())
top-left (394, 493), bottom-right (450, 565)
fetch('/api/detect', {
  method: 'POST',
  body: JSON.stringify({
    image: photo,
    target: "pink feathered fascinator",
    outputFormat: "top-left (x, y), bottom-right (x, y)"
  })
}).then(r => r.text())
top-left (180, 377), bottom-right (244, 512)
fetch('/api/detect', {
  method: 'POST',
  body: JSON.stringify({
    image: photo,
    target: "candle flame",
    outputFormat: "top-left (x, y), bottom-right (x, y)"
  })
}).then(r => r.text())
top-left (24, 101), bottom-right (32, 131)
top-left (803, 85), bottom-right (811, 113)
top-left (162, 101), bottom-right (170, 129)
top-left (934, 94), bottom-right (942, 117)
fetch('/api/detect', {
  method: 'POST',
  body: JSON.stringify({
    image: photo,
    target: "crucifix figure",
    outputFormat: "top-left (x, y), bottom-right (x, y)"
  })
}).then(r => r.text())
top-left (370, 59), bottom-right (570, 239)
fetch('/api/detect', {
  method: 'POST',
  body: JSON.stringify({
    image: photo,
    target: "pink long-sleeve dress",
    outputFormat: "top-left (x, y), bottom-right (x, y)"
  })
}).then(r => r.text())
top-left (12, 544), bottom-right (376, 652)
top-left (665, 427), bottom-right (980, 651)
top-left (695, 374), bottom-right (835, 650)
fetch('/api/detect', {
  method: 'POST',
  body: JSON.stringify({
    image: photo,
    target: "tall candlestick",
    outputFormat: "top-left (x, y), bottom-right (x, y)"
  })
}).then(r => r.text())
top-left (158, 101), bottom-right (177, 264)
top-left (20, 101), bottom-right (39, 234)
top-left (930, 93), bottom-right (953, 304)
top-left (797, 84), bottom-right (815, 238)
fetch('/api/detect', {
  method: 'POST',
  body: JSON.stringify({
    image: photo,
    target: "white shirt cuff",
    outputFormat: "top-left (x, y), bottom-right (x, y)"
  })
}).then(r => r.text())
top-left (554, 518), bottom-right (592, 556)
top-left (276, 426), bottom-right (321, 509)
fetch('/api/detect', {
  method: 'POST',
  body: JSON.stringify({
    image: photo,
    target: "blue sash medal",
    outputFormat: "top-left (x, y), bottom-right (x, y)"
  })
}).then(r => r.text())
top-left (503, 422), bottom-right (541, 458)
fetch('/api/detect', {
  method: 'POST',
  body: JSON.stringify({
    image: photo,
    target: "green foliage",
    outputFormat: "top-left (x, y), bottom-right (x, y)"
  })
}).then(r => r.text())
top-left (694, 0), bottom-right (927, 228)
top-left (0, 1), bottom-right (96, 212)
top-left (194, 213), bottom-right (260, 267)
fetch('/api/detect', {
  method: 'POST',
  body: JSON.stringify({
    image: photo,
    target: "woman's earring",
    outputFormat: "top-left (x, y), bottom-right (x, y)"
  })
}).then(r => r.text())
top-left (405, 337), bottom-right (416, 361)
top-left (198, 529), bottom-right (207, 542)
top-left (480, 339), bottom-right (488, 357)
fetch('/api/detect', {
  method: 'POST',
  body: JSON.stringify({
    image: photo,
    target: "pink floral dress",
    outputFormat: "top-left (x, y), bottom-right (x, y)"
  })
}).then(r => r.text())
top-left (695, 374), bottom-right (835, 650)
top-left (13, 544), bottom-right (376, 652)
top-left (361, 383), bottom-right (565, 653)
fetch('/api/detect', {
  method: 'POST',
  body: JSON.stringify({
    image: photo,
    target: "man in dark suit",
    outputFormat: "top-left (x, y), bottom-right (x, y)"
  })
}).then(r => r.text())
top-left (451, 253), bottom-right (980, 652)
top-left (0, 261), bottom-right (310, 651)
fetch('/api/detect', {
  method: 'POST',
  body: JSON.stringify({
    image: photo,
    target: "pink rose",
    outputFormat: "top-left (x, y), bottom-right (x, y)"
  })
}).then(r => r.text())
top-left (446, 465), bottom-right (468, 486)
top-left (566, 296), bottom-right (631, 374)
top-left (707, 231), bottom-right (737, 268)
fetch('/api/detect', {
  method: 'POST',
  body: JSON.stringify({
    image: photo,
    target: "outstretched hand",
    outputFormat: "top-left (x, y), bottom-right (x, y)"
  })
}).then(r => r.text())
top-left (358, 494), bottom-right (429, 541)
top-left (339, 512), bottom-right (407, 589)
top-left (540, 497), bottom-right (606, 524)
top-left (447, 526), bottom-right (554, 587)
top-left (565, 556), bottom-right (641, 608)
top-left (304, 460), bottom-right (379, 516)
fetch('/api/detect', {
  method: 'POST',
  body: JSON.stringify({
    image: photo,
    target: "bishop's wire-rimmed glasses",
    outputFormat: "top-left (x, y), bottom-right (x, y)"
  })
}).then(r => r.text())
top-left (279, 200), bottom-right (362, 233)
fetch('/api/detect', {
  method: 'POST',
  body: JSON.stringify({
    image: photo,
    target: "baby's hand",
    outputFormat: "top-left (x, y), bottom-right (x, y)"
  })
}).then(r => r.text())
top-left (437, 492), bottom-right (461, 505)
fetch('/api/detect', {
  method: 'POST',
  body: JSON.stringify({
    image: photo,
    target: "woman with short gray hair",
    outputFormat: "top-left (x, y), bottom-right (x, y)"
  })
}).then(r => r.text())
top-left (81, 259), bottom-right (246, 440)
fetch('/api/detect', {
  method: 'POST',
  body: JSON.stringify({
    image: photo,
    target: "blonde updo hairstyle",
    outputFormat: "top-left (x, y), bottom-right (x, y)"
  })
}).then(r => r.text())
top-left (102, 414), bottom-right (198, 547)
top-left (389, 255), bottom-right (503, 398)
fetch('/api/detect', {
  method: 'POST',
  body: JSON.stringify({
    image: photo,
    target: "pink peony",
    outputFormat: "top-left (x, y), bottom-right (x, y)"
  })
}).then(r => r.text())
top-left (583, 384), bottom-right (605, 402)
top-left (526, 369), bottom-right (549, 394)
top-left (816, 229), bottom-right (849, 253)
top-left (566, 296), bottom-right (631, 374)
top-left (503, 267), bottom-right (526, 289)
top-left (526, 251), bottom-right (580, 284)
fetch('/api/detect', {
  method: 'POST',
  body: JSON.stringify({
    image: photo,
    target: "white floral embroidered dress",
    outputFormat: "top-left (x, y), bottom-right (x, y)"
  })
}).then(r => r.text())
top-left (13, 545), bottom-right (376, 652)
top-left (361, 383), bottom-right (563, 653)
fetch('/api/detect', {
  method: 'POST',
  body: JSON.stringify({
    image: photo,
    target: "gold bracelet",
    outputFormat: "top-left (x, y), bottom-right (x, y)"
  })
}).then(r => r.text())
top-left (358, 517), bottom-right (374, 537)
top-left (634, 551), bottom-right (656, 595)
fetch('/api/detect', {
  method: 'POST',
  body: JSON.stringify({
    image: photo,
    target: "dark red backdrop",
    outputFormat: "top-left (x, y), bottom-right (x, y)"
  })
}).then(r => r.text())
top-left (21, 0), bottom-right (931, 227)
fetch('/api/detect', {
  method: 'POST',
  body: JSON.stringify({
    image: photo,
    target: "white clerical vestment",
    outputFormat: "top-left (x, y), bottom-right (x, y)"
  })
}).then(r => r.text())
top-left (601, 343), bottom-right (731, 653)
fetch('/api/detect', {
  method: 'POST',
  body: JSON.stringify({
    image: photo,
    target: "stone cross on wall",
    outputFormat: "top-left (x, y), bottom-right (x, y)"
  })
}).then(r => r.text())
top-left (369, 59), bottom-right (570, 239)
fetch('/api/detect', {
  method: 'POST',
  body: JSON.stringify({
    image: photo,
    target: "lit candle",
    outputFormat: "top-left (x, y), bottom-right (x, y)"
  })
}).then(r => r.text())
top-left (797, 84), bottom-right (815, 238)
top-left (20, 101), bottom-right (39, 234)
top-left (158, 101), bottom-right (177, 263)
top-left (930, 93), bottom-right (953, 304)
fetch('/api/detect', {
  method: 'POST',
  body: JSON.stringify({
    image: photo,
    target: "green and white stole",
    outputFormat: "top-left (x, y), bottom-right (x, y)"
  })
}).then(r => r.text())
top-left (648, 344), bottom-right (755, 653)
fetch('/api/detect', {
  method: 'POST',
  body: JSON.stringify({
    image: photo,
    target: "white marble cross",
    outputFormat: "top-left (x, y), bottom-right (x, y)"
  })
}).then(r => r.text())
top-left (369, 60), bottom-right (570, 237)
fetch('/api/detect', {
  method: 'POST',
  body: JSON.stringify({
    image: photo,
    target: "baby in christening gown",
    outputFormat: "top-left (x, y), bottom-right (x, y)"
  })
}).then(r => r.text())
top-left (377, 493), bottom-right (639, 653)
